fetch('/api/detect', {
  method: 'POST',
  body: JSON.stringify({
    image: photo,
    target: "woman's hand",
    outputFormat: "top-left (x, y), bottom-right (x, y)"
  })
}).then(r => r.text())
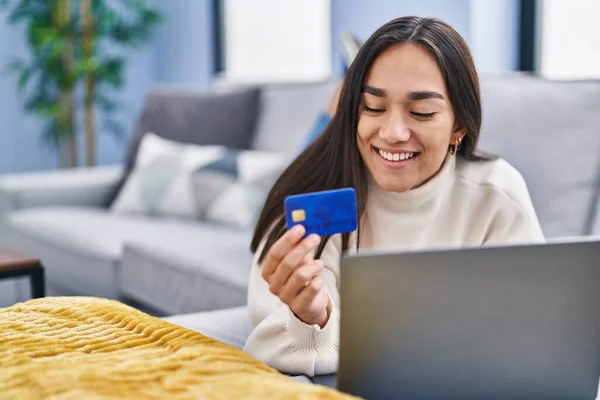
top-left (261, 225), bottom-right (332, 328)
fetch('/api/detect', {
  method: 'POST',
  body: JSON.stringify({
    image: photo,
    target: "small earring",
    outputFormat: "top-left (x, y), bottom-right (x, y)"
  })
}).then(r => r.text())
top-left (449, 138), bottom-right (462, 155)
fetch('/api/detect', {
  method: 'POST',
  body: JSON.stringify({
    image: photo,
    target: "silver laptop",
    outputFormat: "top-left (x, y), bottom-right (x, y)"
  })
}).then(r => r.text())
top-left (337, 239), bottom-right (600, 400)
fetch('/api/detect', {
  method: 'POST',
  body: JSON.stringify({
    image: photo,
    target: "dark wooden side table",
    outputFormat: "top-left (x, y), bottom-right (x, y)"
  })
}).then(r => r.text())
top-left (0, 249), bottom-right (45, 299)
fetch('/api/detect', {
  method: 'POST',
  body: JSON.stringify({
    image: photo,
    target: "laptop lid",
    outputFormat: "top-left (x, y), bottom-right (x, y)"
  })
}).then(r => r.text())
top-left (338, 239), bottom-right (600, 400)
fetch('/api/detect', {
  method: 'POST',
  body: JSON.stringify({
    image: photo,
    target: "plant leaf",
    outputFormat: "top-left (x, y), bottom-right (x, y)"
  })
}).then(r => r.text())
top-left (17, 67), bottom-right (31, 91)
top-left (96, 57), bottom-right (125, 88)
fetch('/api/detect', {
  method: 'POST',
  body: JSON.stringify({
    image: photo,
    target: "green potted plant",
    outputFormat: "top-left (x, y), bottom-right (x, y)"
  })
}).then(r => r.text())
top-left (1, 0), bottom-right (162, 167)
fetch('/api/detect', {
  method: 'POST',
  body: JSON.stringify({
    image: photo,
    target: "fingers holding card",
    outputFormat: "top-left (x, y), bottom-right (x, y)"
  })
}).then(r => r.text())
top-left (261, 224), bottom-right (306, 279)
top-left (261, 188), bottom-right (356, 328)
top-left (262, 232), bottom-right (330, 327)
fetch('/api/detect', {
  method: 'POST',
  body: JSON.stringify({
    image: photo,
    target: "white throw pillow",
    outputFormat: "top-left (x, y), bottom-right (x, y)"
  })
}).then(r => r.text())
top-left (191, 149), bottom-right (288, 228)
top-left (111, 132), bottom-right (225, 218)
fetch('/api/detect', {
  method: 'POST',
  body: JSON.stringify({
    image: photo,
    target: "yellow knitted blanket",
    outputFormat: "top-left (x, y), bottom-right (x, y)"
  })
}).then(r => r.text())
top-left (0, 297), bottom-right (357, 400)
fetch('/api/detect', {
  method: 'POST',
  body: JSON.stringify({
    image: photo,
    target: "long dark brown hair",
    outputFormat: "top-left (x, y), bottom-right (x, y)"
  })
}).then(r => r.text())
top-left (251, 16), bottom-right (494, 263)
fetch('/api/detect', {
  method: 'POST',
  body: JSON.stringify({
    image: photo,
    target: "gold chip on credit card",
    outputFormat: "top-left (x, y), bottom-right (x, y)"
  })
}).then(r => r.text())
top-left (291, 209), bottom-right (306, 222)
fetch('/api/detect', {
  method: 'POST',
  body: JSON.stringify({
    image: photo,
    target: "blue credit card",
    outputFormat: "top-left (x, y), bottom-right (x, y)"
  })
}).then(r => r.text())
top-left (284, 188), bottom-right (358, 237)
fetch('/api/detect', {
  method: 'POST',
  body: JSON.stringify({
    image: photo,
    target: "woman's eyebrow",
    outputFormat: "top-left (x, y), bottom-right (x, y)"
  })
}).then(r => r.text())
top-left (407, 91), bottom-right (445, 101)
top-left (362, 86), bottom-right (445, 101)
top-left (362, 85), bottom-right (387, 97)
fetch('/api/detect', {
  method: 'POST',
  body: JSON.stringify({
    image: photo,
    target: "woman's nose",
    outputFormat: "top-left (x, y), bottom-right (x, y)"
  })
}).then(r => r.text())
top-left (379, 114), bottom-right (411, 143)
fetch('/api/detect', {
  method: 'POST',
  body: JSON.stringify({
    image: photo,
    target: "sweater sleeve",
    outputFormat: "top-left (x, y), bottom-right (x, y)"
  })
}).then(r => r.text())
top-left (243, 234), bottom-right (342, 376)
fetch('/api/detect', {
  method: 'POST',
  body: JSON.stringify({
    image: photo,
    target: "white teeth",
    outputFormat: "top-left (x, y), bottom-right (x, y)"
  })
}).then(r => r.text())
top-left (378, 149), bottom-right (416, 162)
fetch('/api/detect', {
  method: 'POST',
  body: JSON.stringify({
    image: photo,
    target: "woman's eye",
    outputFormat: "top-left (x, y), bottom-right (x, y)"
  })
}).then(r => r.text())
top-left (363, 106), bottom-right (385, 114)
top-left (411, 111), bottom-right (436, 119)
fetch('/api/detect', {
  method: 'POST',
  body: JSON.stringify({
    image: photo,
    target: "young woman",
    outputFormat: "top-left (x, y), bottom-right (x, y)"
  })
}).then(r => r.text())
top-left (244, 16), bottom-right (544, 377)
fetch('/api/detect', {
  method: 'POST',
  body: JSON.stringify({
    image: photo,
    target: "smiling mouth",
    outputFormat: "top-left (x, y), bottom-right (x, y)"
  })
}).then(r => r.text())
top-left (373, 147), bottom-right (420, 165)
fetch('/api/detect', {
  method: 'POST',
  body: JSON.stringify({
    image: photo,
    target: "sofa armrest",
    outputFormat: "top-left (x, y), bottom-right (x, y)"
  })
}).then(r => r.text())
top-left (0, 165), bottom-right (124, 214)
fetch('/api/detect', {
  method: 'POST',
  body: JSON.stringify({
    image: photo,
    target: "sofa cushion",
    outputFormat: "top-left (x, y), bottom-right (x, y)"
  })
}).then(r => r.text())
top-left (120, 226), bottom-right (252, 316)
top-left (194, 148), bottom-right (287, 228)
top-left (112, 133), bottom-right (225, 218)
top-left (2, 207), bottom-right (123, 298)
top-left (299, 112), bottom-right (332, 151)
top-left (1, 207), bottom-right (252, 305)
top-left (0, 165), bottom-right (123, 213)
top-left (251, 81), bottom-right (339, 153)
top-left (113, 86), bottom-right (261, 205)
top-left (163, 306), bottom-right (252, 349)
top-left (478, 76), bottom-right (600, 238)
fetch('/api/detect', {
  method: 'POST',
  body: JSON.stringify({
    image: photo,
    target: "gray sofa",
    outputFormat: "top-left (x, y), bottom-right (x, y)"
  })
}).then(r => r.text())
top-left (1, 75), bottom-right (600, 317)
top-left (0, 81), bottom-right (339, 310)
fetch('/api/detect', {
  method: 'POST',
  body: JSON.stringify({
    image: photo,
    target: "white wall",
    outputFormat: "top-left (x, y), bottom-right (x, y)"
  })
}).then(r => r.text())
top-left (0, 14), bottom-right (57, 173)
top-left (540, 0), bottom-right (600, 79)
top-left (222, 0), bottom-right (331, 82)
top-left (154, 0), bottom-right (214, 87)
top-left (470, 0), bottom-right (520, 74)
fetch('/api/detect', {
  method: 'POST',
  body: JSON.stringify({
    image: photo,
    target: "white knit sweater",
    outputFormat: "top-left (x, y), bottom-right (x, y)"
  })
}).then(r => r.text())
top-left (243, 155), bottom-right (545, 376)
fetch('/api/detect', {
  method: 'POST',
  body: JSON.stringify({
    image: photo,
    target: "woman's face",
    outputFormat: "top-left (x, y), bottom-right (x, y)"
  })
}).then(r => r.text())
top-left (357, 44), bottom-right (465, 192)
